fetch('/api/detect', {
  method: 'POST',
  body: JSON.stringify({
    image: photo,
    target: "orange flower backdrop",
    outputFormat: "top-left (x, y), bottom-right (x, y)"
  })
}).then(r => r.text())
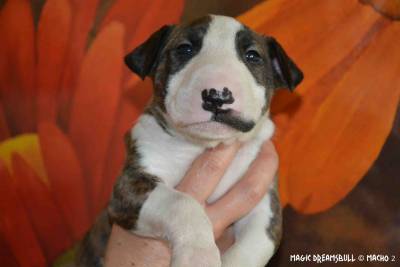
top-left (0, 0), bottom-right (399, 266)
top-left (0, 0), bottom-right (183, 266)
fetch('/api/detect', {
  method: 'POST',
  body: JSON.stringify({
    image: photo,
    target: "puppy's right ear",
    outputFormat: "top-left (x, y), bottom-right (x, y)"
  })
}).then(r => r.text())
top-left (124, 25), bottom-right (174, 79)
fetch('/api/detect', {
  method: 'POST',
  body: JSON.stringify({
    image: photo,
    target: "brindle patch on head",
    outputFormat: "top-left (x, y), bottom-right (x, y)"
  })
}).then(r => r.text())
top-left (151, 15), bottom-right (212, 112)
top-left (235, 27), bottom-right (276, 115)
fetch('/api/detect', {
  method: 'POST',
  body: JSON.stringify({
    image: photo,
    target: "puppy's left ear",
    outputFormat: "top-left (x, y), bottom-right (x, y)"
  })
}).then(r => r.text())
top-left (267, 37), bottom-right (303, 91)
top-left (124, 25), bottom-right (174, 79)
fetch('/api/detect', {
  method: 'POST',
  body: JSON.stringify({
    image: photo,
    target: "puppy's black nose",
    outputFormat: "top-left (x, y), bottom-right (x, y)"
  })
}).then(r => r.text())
top-left (202, 87), bottom-right (234, 112)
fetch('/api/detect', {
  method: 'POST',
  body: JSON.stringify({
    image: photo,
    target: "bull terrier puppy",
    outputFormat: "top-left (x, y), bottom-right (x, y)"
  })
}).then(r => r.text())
top-left (76, 14), bottom-right (303, 267)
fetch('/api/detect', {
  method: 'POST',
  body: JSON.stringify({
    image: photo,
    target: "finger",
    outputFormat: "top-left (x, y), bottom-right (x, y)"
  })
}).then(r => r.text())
top-left (176, 142), bottom-right (240, 203)
top-left (206, 140), bottom-right (278, 232)
top-left (215, 227), bottom-right (235, 253)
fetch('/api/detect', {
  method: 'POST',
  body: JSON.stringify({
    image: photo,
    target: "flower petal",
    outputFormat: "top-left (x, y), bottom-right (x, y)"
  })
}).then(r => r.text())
top-left (0, 230), bottom-right (19, 267)
top-left (98, 0), bottom-right (149, 46)
top-left (124, 0), bottom-right (184, 49)
top-left (68, 22), bottom-right (124, 216)
top-left (0, 0), bottom-right (36, 133)
top-left (281, 21), bottom-right (400, 213)
top-left (38, 122), bottom-right (91, 239)
top-left (58, 0), bottom-right (100, 128)
top-left (36, 0), bottom-right (72, 123)
top-left (0, 134), bottom-right (47, 183)
top-left (0, 160), bottom-right (47, 267)
top-left (0, 102), bottom-right (10, 142)
top-left (12, 154), bottom-right (72, 262)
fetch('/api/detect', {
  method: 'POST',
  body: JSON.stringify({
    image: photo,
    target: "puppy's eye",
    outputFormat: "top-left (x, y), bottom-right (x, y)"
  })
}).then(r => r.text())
top-left (176, 43), bottom-right (193, 56)
top-left (245, 50), bottom-right (262, 63)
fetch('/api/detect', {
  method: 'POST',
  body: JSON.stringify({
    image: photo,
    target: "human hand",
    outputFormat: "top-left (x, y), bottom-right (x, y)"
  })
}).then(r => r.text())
top-left (104, 141), bottom-right (278, 267)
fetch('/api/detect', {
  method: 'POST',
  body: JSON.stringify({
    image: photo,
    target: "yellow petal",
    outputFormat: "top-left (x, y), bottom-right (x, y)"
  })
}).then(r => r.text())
top-left (0, 135), bottom-right (48, 183)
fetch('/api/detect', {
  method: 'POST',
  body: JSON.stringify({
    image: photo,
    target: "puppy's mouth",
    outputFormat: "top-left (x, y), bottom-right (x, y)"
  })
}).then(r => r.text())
top-left (211, 108), bottom-right (255, 132)
top-left (182, 109), bottom-right (255, 133)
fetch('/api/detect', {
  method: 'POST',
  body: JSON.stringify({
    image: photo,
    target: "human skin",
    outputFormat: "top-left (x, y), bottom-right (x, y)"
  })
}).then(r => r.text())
top-left (104, 140), bottom-right (279, 267)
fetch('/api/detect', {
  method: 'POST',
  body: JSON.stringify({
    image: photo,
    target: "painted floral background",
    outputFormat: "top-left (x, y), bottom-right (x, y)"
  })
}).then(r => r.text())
top-left (0, 0), bottom-right (399, 266)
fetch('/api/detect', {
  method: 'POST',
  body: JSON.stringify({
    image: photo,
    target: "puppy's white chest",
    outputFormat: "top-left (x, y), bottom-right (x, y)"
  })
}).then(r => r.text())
top-left (132, 115), bottom-right (274, 201)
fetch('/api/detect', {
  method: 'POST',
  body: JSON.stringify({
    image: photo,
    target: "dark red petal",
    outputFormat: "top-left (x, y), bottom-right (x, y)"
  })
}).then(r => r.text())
top-left (36, 0), bottom-right (72, 123)
top-left (0, 230), bottom-right (19, 267)
top-left (12, 154), bottom-right (72, 262)
top-left (0, 102), bottom-right (10, 142)
top-left (68, 22), bottom-right (124, 216)
top-left (58, 0), bottom-right (100, 128)
top-left (38, 122), bottom-right (91, 240)
top-left (0, 160), bottom-right (47, 267)
top-left (125, 0), bottom-right (184, 49)
top-left (0, 0), bottom-right (36, 133)
top-left (99, 0), bottom-right (147, 44)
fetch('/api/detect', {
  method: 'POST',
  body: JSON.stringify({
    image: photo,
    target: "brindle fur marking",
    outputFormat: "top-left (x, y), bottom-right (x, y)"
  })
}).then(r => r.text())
top-left (108, 133), bottom-right (160, 230)
top-left (76, 211), bottom-right (111, 267)
top-left (266, 177), bottom-right (282, 253)
top-left (76, 132), bottom-right (160, 266)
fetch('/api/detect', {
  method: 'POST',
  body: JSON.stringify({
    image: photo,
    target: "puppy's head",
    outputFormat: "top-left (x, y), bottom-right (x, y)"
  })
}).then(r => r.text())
top-left (125, 15), bottom-right (303, 143)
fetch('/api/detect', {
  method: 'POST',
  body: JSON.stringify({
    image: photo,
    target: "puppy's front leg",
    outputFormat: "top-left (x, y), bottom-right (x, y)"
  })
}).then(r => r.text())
top-left (108, 174), bottom-right (221, 267)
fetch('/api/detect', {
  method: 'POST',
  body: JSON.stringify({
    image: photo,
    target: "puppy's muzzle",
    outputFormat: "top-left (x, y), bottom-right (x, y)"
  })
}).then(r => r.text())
top-left (201, 87), bottom-right (234, 113)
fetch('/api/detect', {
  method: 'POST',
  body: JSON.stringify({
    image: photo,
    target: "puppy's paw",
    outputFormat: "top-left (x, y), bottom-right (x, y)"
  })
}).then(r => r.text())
top-left (221, 247), bottom-right (252, 267)
top-left (221, 245), bottom-right (272, 267)
top-left (171, 244), bottom-right (221, 267)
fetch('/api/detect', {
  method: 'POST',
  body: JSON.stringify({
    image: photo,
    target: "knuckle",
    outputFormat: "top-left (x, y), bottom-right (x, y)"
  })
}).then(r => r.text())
top-left (213, 220), bottom-right (224, 237)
